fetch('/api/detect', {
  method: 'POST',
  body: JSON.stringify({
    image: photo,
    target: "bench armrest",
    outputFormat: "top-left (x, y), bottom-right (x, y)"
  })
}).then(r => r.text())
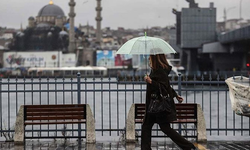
top-left (14, 105), bottom-right (25, 145)
top-left (126, 104), bottom-right (136, 142)
top-left (86, 104), bottom-right (96, 144)
top-left (197, 104), bottom-right (207, 142)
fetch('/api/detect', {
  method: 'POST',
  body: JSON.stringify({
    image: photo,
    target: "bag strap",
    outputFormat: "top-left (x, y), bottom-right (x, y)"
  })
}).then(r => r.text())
top-left (158, 83), bottom-right (169, 97)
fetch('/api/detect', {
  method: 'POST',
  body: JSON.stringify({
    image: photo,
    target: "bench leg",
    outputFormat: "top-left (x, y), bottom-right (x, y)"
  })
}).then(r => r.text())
top-left (197, 104), bottom-right (207, 143)
top-left (126, 143), bottom-right (136, 150)
top-left (86, 104), bottom-right (96, 144)
top-left (86, 143), bottom-right (96, 150)
top-left (126, 103), bottom-right (136, 143)
top-left (14, 105), bottom-right (25, 145)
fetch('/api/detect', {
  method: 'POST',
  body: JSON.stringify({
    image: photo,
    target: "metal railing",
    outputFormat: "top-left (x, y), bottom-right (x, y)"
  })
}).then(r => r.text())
top-left (0, 73), bottom-right (249, 141)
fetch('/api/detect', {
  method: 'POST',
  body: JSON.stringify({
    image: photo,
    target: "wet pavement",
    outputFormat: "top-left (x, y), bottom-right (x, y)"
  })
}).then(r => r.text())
top-left (0, 140), bottom-right (250, 150)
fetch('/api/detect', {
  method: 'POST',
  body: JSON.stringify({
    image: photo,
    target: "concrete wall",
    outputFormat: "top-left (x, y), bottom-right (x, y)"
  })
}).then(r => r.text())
top-left (211, 53), bottom-right (244, 71)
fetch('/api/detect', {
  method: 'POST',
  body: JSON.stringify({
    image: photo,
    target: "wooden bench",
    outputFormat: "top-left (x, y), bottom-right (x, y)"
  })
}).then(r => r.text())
top-left (126, 103), bottom-right (207, 143)
top-left (14, 104), bottom-right (96, 145)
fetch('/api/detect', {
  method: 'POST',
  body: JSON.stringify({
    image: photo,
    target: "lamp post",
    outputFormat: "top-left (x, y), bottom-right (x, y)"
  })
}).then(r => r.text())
top-left (239, 0), bottom-right (243, 20)
top-left (224, 7), bottom-right (236, 22)
top-left (224, 7), bottom-right (236, 31)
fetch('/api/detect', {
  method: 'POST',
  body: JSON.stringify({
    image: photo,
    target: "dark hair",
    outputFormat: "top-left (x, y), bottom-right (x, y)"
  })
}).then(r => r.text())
top-left (150, 54), bottom-right (169, 69)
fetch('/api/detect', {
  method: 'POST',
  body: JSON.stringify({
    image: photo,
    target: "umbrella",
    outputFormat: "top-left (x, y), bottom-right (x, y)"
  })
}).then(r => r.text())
top-left (116, 33), bottom-right (177, 55)
top-left (64, 23), bottom-right (80, 33)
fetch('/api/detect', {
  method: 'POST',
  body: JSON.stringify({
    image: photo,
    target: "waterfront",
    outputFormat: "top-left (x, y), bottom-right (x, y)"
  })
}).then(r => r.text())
top-left (0, 77), bottom-right (249, 143)
top-left (1, 140), bottom-right (250, 150)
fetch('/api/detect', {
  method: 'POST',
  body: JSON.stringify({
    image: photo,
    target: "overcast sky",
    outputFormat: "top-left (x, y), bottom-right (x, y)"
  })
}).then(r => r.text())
top-left (0, 0), bottom-right (249, 30)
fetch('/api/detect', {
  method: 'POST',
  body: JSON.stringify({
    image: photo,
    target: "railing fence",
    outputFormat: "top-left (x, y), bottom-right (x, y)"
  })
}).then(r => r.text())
top-left (0, 73), bottom-right (249, 141)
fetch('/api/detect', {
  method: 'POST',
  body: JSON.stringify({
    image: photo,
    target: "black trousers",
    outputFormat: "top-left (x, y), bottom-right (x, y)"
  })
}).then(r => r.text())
top-left (141, 113), bottom-right (195, 150)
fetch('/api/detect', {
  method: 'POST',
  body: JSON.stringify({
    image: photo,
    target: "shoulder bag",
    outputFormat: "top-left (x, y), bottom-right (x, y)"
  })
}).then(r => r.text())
top-left (148, 84), bottom-right (172, 114)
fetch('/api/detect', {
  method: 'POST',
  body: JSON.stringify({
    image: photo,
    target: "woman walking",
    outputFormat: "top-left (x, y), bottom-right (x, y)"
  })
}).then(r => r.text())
top-left (141, 54), bottom-right (196, 150)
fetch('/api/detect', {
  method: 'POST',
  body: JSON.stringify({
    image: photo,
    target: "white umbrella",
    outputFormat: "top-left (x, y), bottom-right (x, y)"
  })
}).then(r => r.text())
top-left (116, 34), bottom-right (177, 55)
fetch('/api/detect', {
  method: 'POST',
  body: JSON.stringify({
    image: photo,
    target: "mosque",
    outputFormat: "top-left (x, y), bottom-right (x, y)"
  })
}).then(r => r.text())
top-left (2, 0), bottom-right (103, 70)
top-left (9, 0), bottom-right (71, 51)
top-left (4, 0), bottom-right (80, 68)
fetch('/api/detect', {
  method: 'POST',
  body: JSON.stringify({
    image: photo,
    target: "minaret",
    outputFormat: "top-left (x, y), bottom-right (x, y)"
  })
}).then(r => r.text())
top-left (68, 0), bottom-right (76, 53)
top-left (20, 23), bottom-right (23, 32)
top-left (87, 21), bottom-right (89, 37)
top-left (95, 0), bottom-right (102, 44)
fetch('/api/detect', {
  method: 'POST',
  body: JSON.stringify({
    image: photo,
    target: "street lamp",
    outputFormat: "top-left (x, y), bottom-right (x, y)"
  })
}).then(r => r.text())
top-left (239, 0), bottom-right (250, 20)
top-left (224, 6), bottom-right (236, 31)
top-left (224, 7), bottom-right (236, 22)
top-left (239, 0), bottom-right (243, 20)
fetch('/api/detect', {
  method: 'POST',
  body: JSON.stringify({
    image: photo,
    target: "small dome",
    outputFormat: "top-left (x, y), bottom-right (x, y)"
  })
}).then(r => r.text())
top-left (28, 16), bottom-right (35, 20)
top-left (38, 3), bottom-right (65, 17)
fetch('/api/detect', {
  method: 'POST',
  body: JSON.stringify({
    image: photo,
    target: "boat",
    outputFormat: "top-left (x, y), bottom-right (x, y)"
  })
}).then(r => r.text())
top-left (225, 76), bottom-right (250, 117)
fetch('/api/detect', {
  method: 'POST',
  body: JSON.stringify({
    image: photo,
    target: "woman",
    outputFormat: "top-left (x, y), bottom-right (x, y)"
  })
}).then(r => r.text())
top-left (142, 54), bottom-right (196, 150)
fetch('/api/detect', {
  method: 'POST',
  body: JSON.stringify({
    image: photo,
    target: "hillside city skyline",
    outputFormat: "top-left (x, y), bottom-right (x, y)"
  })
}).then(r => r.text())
top-left (0, 0), bottom-right (250, 29)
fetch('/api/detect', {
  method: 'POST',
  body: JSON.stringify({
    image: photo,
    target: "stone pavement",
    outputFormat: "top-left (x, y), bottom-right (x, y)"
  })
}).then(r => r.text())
top-left (0, 140), bottom-right (250, 150)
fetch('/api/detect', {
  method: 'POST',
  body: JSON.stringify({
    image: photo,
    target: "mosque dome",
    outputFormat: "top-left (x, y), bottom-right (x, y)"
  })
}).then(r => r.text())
top-left (38, 2), bottom-right (65, 17)
top-left (28, 16), bottom-right (35, 20)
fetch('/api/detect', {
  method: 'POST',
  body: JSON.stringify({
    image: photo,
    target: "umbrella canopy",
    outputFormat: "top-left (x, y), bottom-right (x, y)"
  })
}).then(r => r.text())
top-left (64, 23), bottom-right (80, 32)
top-left (116, 35), bottom-right (177, 55)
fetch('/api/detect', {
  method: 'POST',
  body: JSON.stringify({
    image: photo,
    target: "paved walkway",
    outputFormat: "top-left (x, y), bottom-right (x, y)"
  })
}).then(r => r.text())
top-left (0, 140), bottom-right (250, 150)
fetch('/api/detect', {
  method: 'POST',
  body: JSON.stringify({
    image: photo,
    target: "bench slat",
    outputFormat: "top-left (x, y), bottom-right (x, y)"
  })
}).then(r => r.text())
top-left (176, 103), bottom-right (196, 106)
top-left (135, 115), bottom-right (196, 119)
top-left (135, 116), bottom-right (144, 119)
top-left (136, 111), bottom-right (195, 115)
top-left (24, 104), bottom-right (85, 108)
top-left (176, 107), bottom-right (196, 110)
top-left (172, 119), bottom-right (197, 123)
top-left (24, 120), bottom-right (86, 125)
top-left (26, 108), bottom-right (84, 112)
top-left (136, 112), bottom-right (145, 115)
top-left (176, 116), bottom-right (196, 119)
top-left (176, 110), bottom-right (195, 113)
top-left (26, 112), bottom-right (84, 116)
top-left (135, 119), bottom-right (197, 124)
top-left (26, 116), bottom-right (84, 120)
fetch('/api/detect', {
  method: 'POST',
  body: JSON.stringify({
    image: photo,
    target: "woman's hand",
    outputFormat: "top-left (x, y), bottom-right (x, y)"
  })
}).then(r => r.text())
top-left (144, 74), bottom-right (152, 84)
top-left (176, 95), bottom-right (184, 103)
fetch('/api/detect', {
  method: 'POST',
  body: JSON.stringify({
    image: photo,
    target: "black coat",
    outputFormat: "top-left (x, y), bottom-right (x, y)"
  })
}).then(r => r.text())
top-left (144, 66), bottom-right (178, 123)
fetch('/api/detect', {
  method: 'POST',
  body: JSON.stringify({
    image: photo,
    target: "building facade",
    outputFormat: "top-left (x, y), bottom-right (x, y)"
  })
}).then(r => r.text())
top-left (174, 1), bottom-right (217, 72)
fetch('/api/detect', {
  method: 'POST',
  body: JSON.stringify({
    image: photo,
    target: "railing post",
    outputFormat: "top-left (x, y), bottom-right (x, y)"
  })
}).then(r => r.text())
top-left (0, 77), bottom-right (2, 136)
top-left (77, 72), bottom-right (81, 104)
top-left (177, 73), bottom-right (182, 134)
top-left (178, 73), bottom-right (182, 96)
top-left (77, 72), bottom-right (81, 146)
